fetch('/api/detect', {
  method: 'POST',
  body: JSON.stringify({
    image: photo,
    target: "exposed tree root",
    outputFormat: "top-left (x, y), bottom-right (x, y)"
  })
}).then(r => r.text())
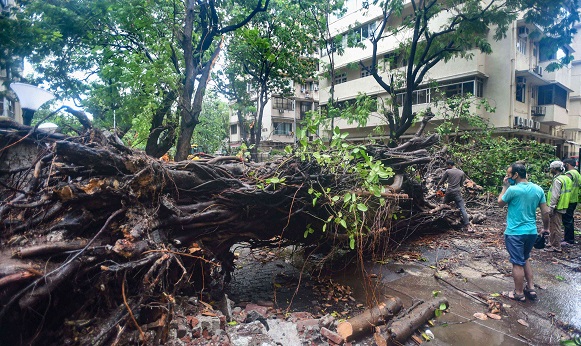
top-left (0, 118), bottom-right (458, 344)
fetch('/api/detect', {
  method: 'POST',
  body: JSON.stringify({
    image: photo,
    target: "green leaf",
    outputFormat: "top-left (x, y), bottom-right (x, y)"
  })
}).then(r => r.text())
top-left (356, 203), bottom-right (368, 212)
top-left (349, 237), bottom-right (355, 249)
top-left (344, 193), bottom-right (352, 203)
top-left (339, 219), bottom-right (347, 229)
top-left (439, 303), bottom-right (447, 310)
top-left (434, 309), bottom-right (442, 318)
top-left (432, 290), bottom-right (440, 297)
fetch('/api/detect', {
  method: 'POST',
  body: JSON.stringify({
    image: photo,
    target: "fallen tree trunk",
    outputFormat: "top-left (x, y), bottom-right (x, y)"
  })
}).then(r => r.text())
top-left (387, 297), bottom-right (449, 344)
top-left (0, 118), bottom-right (458, 344)
top-left (336, 296), bottom-right (403, 341)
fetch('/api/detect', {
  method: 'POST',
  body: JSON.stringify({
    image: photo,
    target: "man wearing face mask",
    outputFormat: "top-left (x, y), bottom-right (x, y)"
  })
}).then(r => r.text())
top-left (546, 160), bottom-right (572, 252)
top-left (498, 163), bottom-right (549, 301)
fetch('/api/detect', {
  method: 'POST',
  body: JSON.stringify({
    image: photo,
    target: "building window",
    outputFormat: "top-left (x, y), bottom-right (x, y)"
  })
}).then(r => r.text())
top-left (516, 37), bottom-right (527, 55)
top-left (539, 43), bottom-right (569, 62)
top-left (355, 21), bottom-right (377, 43)
top-left (272, 97), bottom-right (294, 110)
top-left (334, 72), bottom-right (347, 84)
top-left (0, 97), bottom-right (14, 119)
top-left (361, 69), bottom-right (371, 78)
top-left (274, 122), bottom-right (293, 135)
top-left (395, 78), bottom-right (483, 106)
top-left (538, 84), bottom-right (568, 108)
top-left (384, 51), bottom-right (405, 70)
top-left (230, 124), bottom-right (238, 135)
top-left (516, 76), bottom-right (526, 103)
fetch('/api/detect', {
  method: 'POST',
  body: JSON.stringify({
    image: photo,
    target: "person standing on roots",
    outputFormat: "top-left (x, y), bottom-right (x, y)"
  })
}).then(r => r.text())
top-left (563, 158), bottom-right (579, 245)
top-left (437, 160), bottom-right (472, 232)
top-left (498, 163), bottom-right (549, 302)
top-left (546, 160), bottom-right (572, 253)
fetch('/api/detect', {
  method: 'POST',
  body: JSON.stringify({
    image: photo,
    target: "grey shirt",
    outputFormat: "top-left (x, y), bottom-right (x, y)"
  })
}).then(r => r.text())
top-left (438, 167), bottom-right (465, 191)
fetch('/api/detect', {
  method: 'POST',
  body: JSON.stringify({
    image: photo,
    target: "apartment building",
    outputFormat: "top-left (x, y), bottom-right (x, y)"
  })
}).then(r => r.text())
top-left (318, 0), bottom-right (580, 158)
top-left (228, 80), bottom-right (319, 151)
top-left (0, 0), bottom-right (23, 124)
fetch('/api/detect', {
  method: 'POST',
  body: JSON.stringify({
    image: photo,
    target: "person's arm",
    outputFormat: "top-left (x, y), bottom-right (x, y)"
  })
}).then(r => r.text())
top-left (540, 202), bottom-right (550, 234)
top-left (548, 178), bottom-right (562, 213)
top-left (437, 171), bottom-right (448, 187)
top-left (498, 176), bottom-right (510, 206)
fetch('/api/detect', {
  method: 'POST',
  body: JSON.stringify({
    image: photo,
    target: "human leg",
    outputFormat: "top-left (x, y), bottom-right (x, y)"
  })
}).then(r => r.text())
top-left (448, 190), bottom-right (469, 227)
top-left (505, 234), bottom-right (533, 296)
top-left (523, 259), bottom-right (537, 300)
top-left (512, 264), bottom-right (525, 295)
top-left (549, 213), bottom-right (563, 251)
top-left (563, 202), bottom-right (576, 244)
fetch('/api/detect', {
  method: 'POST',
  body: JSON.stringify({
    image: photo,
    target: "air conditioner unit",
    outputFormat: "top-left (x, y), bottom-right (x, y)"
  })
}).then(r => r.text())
top-left (305, 93), bottom-right (311, 99)
top-left (514, 116), bottom-right (521, 127)
top-left (518, 117), bottom-right (524, 127)
top-left (313, 85), bottom-right (319, 91)
top-left (278, 109), bottom-right (285, 113)
top-left (533, 65), bottom-right (542, 76)
top-left (534, 121), bottom-right (541, 130)
top-left (262, 128), bottom-right (268, 132)
top-left (518, 26), bottom-right (529, 38)
top-left (301, 88), bottom-right (306, 93)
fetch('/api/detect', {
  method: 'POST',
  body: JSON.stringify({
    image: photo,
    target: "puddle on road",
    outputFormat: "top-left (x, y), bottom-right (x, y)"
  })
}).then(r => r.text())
top-left (329, 246), bottom-right (581, 345)
top-left (535, 264), bottom-right (581, 329)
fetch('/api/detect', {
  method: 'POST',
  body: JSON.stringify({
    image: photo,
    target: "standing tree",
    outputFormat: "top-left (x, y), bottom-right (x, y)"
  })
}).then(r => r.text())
top-left (357, 0), bottom-right (579, 142)
top-left (225, 0), bottom-right (320, 160)
top-left (213, 55), bottom-right (255, 146)
top-left (192, 89), bottom-right (230, 155)
top-left (11, 0), bottom-right (269, 159)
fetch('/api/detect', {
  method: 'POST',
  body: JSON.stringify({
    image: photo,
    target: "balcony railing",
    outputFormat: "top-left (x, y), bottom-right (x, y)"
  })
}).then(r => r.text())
top-left (531, 106), bottom-right (546, 116)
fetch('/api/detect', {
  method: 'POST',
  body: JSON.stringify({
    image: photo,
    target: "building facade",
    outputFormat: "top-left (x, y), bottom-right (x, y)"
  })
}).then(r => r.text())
top-left (1, 0), bottom-right (23, 124)
top-left (317, 0), bottom-right (581, 158)
top-left (228, 80), bottom-right (319, 152)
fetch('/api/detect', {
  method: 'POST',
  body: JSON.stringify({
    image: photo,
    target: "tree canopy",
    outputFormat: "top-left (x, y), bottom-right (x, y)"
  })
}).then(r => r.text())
top-left (5, 0), bottom-right (269, 159)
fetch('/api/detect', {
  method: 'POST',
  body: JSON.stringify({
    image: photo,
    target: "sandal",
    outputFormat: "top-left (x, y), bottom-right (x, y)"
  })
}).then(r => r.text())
top-left (524, 287), bottom-right (537, 301)
top-left (503, 290), bottom-right (526, 302)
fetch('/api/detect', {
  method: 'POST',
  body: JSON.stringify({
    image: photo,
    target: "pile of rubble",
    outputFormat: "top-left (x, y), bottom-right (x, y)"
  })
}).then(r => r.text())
top-left (158, 297), bottom-right (344, 346)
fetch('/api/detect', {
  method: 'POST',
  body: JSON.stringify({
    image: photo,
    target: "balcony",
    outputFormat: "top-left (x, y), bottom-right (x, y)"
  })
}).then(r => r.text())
top-left (271, 108), bottom-right (296, 120)
top-left (531, 106), bottom-right (546, 116)
top-left (538, 61), bottom-right (572, 90)
top-left (533, 104), bottom-right (568, 126)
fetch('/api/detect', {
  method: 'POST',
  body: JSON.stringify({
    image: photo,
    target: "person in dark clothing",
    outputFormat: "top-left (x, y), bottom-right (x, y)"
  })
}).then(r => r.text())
top-left (563, 158), bottom-right (580, 245)
top-left (437, 160), bottom-right (472, 232)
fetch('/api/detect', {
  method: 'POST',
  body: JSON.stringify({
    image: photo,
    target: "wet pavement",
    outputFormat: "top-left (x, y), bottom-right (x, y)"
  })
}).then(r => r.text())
top-left (227, 228), bottom-right (581, 345)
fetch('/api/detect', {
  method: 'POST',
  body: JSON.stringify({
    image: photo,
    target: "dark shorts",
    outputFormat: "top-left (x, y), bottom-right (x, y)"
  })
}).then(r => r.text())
top-left (505, 234), bottom-right (537, 266)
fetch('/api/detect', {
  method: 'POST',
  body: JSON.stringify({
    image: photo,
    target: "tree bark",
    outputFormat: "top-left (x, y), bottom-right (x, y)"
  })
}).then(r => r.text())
top-left (0, 122), bottom-right (453, 344)
top-left (336, 296), bottom-right (403, 341)
top-left (387, 297), bottom-right (448, 344)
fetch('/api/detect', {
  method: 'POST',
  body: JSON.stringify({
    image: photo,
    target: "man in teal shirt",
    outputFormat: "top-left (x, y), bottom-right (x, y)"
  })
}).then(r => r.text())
top-left (498, 163), bottom-right (549, 301)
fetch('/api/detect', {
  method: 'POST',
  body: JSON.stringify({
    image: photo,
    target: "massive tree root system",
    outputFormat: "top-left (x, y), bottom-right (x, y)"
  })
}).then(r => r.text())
top-left (0, 119), bottom-right (459, 344)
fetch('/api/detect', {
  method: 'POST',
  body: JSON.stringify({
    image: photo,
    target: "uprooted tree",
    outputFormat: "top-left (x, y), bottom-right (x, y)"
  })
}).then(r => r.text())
top-left (0, 114), bottom-right (459, 344)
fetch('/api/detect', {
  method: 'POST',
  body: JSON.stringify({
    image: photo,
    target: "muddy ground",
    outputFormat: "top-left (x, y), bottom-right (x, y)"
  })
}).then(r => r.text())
top-left (99, 203), bottom-right (581, 346)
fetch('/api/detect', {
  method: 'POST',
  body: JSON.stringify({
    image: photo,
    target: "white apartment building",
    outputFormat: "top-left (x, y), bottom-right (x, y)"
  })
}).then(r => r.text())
top-left (318, 0), bottom-right (581, 158)
top-left (228, 80), bottom-right (319, 151)
top-left (1, 0), bottom-right (23, 124)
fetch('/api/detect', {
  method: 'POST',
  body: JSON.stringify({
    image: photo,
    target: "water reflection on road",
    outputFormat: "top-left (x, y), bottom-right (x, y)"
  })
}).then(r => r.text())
top-left (330, 246), bottom-right (581, 345)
